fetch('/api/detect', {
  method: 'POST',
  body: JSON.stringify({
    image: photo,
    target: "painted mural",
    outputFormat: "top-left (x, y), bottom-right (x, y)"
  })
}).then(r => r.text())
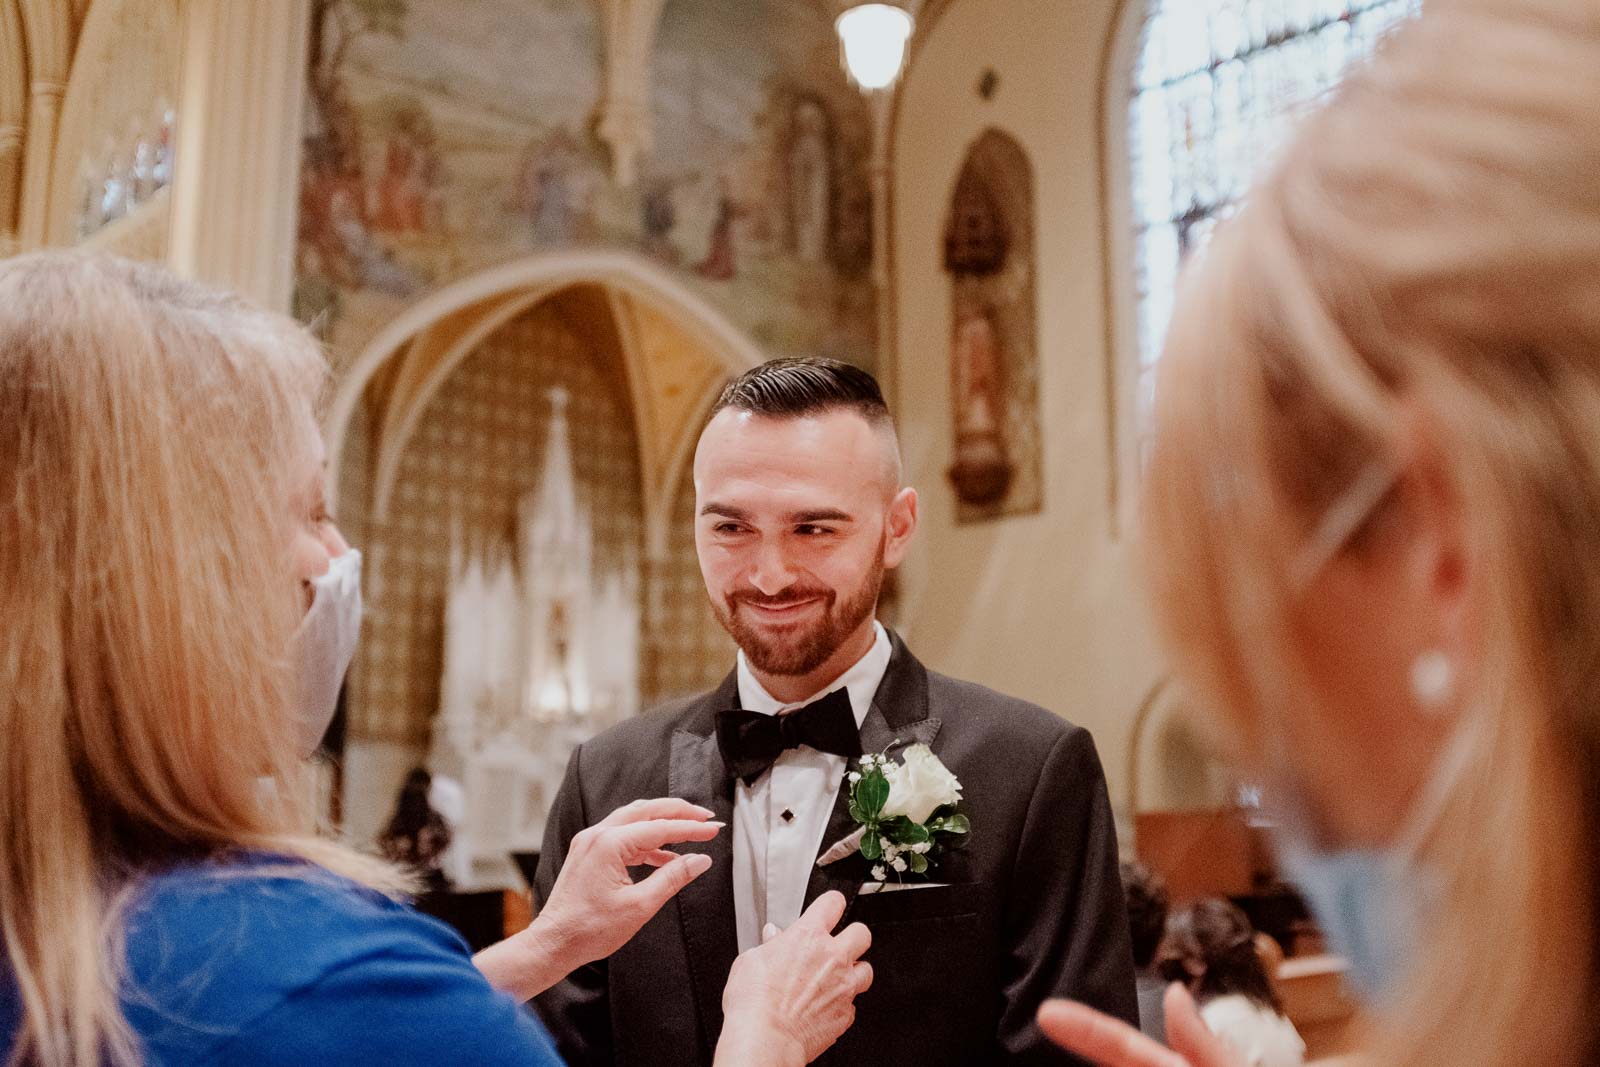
top-left (296, 0), bottom-right (877, 369)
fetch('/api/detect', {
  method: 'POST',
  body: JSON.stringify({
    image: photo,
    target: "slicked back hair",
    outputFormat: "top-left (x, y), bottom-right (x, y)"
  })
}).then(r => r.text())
top-left (710, 356), bottom-right (891, 426)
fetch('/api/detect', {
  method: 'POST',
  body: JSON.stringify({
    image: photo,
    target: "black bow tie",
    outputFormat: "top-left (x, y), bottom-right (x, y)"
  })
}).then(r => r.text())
top-left (715, 688), bottom-right (863, 787)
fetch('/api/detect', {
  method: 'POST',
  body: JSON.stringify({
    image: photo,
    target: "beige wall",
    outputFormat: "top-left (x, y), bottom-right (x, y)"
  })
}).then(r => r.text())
top-left (891, 0), bottom-right (1166, 825)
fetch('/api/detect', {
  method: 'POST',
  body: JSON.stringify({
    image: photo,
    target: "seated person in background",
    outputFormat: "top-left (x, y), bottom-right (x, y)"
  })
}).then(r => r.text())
top-left (378, 767), bottom-right (455, 894)
top-left (1157, 899), bottom-right (1304, 1067)
top-left (1120, 860), bottom-right (1170, 1045)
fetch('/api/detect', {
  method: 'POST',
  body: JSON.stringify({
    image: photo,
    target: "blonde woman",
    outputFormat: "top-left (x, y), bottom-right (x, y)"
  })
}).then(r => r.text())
top-left (0, 252), bottom-right (870, 1067)
top-left (1040, 0), bottom-right (1600, 1065)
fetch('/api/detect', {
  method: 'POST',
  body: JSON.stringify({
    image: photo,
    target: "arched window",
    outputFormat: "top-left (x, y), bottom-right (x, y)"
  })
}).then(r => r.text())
top-left (1126, 0), bottom-right (1420, 444)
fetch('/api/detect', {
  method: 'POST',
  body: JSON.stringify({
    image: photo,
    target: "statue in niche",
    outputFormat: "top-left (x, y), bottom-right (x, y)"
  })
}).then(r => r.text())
top-left (944, 156), bottom-right (1015, 509)
top-left (941, 130), bottom-right (1042, 521)
top-left (787, 100), bottom-right (832, 264)
top-left (947, 304), bottom-right (1012, 507)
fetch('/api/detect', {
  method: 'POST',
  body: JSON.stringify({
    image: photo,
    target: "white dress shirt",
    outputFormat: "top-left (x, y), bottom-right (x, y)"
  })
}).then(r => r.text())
top-left (732, 622), bottom-right (892, 952)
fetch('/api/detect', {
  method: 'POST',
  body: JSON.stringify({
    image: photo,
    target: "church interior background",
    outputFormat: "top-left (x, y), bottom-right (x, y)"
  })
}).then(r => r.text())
top-left (0, 0), bottom-right (1418, 1037)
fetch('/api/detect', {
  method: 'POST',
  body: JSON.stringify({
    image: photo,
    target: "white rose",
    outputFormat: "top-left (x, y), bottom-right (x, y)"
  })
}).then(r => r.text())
top-left (880, 744), bottom-right (962, 824)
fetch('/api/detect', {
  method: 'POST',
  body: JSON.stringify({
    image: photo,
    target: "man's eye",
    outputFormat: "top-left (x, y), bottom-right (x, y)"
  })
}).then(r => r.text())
top-left (713, 523), bottom-right (745, 535)
top-left (795, 525), bottom-right (833, 536)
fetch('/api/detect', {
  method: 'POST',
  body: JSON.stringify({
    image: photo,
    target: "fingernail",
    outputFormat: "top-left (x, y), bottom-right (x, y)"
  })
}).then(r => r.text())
top-left (687, 853), bottom-right (713, 874)
top-left (705, 820), bottom-right (727, 829)
top-left (694, 805), bottom-right (715, 817)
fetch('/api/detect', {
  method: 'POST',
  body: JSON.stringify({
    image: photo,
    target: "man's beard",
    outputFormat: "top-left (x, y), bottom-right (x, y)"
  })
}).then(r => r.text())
top-left (712, 554), bottom-right (885, 678)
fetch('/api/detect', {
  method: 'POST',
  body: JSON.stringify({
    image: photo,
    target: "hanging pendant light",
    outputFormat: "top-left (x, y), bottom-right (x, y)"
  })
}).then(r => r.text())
top-left (835, 3), bottom-right (915, 92)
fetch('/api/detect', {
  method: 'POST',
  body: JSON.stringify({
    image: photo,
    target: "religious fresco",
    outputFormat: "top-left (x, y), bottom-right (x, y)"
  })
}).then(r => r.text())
top-left (295, 0), bottom-right (877, 369)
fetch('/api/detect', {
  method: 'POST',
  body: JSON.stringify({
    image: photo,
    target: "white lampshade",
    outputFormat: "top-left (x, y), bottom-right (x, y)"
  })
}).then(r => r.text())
top-left (835, 3), bottom-right (914, 92)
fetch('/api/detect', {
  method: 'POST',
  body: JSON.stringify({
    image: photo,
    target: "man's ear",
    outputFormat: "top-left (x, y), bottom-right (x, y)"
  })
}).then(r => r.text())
top-left (882, 486), bottom-right (918, 568)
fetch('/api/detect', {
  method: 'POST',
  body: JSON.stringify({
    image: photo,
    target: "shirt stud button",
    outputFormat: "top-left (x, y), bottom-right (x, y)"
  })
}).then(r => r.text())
top-left (780, 808), bottom-right (795, 823)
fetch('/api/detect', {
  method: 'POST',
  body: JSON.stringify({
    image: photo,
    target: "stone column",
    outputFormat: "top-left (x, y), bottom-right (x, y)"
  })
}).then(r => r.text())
top-left (168, 0), bottom-right (312, 312)
top-left (15, 0), bottom-right (70, 250)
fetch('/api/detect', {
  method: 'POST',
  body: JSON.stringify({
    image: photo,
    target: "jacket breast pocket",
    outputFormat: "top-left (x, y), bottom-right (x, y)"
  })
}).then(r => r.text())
top-left (823, 882), bottom-right (1001, 1066)
top-left (846, 880), bottom-right (989, 926)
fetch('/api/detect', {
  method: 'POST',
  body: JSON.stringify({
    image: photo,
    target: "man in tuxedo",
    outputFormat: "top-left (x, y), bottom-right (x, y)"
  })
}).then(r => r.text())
top-left (534, 357), bottom-right (1136, 1065)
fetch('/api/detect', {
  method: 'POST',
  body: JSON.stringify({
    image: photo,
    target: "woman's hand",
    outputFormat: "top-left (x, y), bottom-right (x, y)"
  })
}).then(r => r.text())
top-left (714, 891), bottom-right (873, 1067)
top-left (1037, 984), bottom-right (1243, 1067)
top-left (474, 798), bottom-right (721, 1001)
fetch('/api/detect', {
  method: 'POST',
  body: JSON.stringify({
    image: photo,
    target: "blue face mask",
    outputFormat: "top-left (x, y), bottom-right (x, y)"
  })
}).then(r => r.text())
top-left (1266, 717), bottom-right (1475, 1001)
top-left (1270, 833), bottom-right (1429, 998)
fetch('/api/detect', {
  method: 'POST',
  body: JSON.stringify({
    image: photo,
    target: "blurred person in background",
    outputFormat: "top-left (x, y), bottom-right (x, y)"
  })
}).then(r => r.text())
top-left (1121, 860), bottom-right (1171, 1045)
top-left (1039, 0), bottom-right (1600, 1065)
top-left (378, 767), bottom-right (455, 894)
top-left (1156, 900), bottom-right (1302, 1067)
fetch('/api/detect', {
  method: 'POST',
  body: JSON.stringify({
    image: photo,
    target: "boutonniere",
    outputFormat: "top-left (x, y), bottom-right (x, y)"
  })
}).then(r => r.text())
top-left (829, 743), bottom-right (970, 882)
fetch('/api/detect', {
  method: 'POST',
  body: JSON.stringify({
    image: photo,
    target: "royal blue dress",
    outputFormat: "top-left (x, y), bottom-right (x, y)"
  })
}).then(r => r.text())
top-left (0, 854), bottom-right (563, 1065)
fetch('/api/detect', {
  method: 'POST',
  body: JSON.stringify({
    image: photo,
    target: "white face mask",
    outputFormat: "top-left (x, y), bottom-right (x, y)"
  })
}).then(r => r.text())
top-left (295, 548), bottom-right (363, 756)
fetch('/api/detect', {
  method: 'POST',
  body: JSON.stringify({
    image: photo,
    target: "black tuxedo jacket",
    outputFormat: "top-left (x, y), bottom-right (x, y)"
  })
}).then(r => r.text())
top-left (532, 632), bottom-right (1137, 1066)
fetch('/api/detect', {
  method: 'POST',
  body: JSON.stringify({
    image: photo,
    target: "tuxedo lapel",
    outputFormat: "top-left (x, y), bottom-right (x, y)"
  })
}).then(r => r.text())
top-left (805, 632), bottom-right (942, 911)
top-left (668, 673), bottom-right (740, 1051)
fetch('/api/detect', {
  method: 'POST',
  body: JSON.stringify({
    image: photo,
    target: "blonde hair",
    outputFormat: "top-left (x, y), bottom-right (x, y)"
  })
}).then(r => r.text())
top-left (1141, 1), bottom-right (1600, 1065)
top-left (0, 253), bottom-right (399, 1067)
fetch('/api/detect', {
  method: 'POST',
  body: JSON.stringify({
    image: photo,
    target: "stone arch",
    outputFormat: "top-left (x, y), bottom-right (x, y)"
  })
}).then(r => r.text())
top-left (326, 248), bottom-right (764, 556)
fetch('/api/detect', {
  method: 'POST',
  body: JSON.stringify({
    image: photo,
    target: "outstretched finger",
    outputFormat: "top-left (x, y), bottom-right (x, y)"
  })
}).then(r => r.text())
top-left (1036, 1000), bottom-right (1190, 1067)
top-left (851, 961), bottom-right (874, 995)
top-left (597, 797), bottom-right (715, 829)
top-left (795, 889), bottom-right (848, 933)
top-left (612, 818), bottom-right (724, 859)
top-left (630, 852), bottom-right (714, 912)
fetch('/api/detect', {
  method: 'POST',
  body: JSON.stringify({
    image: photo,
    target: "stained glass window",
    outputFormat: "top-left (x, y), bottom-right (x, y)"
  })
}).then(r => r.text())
top-left (1128, 0), bottom-right (1421, 438)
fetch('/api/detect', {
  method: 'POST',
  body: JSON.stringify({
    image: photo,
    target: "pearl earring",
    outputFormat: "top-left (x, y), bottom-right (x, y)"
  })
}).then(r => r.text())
top-left (1410, 649), bottom-right (1455, 710)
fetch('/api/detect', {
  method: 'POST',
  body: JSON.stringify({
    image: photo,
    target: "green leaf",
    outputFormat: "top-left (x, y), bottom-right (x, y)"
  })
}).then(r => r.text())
top-left (938, 813), bottom-right (971, 835)
top-left (908, 853), bottom-right (929, 875)
top-left (856, 771), bottom-right (889, 820)
top-left (847, 801), bottom-right (865, 825)
top-left (902, 821), bottom-right (931, 844)
top-left (859, 832), bottom-right (883, 861)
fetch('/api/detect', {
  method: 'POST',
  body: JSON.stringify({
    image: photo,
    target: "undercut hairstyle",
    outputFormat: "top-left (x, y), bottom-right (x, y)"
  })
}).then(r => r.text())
top-left (711, 356), bottom-right (891, 426)
top-left (1120, 860), bottom-right (1170, 971)
top-left (709, 357), bottom-right (901, 488)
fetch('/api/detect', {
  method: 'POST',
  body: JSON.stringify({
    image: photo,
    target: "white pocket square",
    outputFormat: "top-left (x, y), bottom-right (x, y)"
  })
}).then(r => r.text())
top-left (858, 881), bottom-right (950, 894)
